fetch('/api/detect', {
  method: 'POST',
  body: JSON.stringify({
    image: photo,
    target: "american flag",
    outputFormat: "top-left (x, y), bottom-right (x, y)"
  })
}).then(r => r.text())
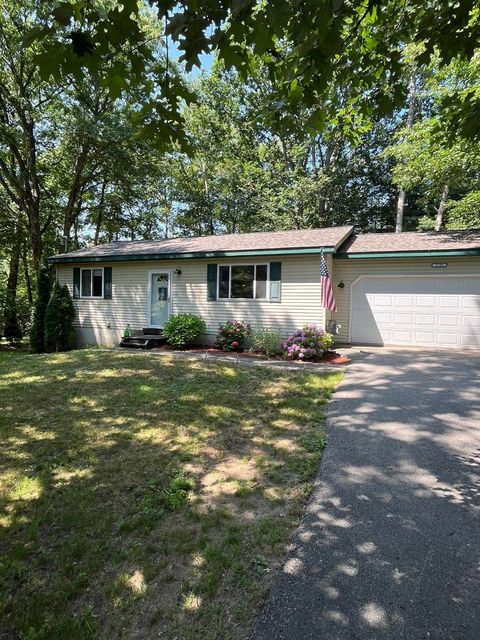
top-left (320, 252), bottom-right (337, 312)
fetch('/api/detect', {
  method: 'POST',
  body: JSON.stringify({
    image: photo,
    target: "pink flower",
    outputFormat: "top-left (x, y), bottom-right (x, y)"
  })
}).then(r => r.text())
top-left (231, 341), bottom-right (239, 348)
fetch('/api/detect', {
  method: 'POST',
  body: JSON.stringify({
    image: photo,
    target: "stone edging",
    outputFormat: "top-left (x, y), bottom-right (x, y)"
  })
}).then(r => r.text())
top-left (94, 347), bottom-right (349, 373)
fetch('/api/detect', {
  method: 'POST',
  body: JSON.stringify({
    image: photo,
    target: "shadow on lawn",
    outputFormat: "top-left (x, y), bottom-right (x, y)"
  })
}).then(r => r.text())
top-left (0, 351), bottom-right (339, 640)
top-left (255, 349), bottom-right (480, 640)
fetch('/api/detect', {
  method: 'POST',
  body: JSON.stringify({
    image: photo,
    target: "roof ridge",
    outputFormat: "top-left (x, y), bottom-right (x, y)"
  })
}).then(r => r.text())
top-left (104, 225), bottom-right (353, 243)
top-left (350, 229), bottom-right (480, 236)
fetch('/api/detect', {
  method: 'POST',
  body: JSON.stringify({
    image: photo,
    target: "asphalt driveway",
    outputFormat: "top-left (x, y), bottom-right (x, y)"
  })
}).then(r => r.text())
top-left (255, 348), bottom-right (480, 640)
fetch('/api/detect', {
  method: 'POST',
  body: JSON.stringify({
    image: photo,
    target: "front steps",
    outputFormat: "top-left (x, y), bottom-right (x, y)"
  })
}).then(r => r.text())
top-left (119, 328), bottom-right (167, 350)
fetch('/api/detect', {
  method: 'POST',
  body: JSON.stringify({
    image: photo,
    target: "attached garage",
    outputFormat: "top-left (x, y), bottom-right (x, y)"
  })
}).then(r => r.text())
top-left (349, 275), bottom-right (480, 348)
top-left (333, 231), bottom-right (480, 349)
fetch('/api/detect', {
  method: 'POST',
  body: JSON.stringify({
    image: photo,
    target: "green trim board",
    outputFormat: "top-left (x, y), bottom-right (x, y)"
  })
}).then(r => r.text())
top-left (48, 246), bottom-right (335, 264)
top-left (334, 249), bottom-right (480, 260)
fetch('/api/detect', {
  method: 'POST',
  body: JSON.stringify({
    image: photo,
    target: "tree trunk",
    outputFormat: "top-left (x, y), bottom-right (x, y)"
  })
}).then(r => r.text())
top-left (201, 159), bottom-right (213, 235)
top-left (6, 228), bottom-right (22, 302)
top-left (2, 229), bottom-right (22, 342)
top-left (30, 217), bottom-right (43, 274)
top-left (395, 189), bottom-right (407, 233)
top-left (3, 226), bottom-right (22, 338)
top-left (317, 144), bottom-right (334, 224)
top-left (21, 243), bottom-right (33, 305)
top-left (395, 73), bottom-right (417, 233)
top-left (434, 183), bottom-right (449, 231)
top-left (94, 181), bottom-right (106, 245)
top-left (63, 146), bottom-right (90, 241)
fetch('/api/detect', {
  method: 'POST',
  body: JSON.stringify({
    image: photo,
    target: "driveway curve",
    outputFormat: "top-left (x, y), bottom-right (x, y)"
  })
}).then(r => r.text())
top-left (255, 348), bottom-right (480, 640)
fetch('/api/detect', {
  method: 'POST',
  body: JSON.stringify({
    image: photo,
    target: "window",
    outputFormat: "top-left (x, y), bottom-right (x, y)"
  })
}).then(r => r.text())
top-left (218, 264), bottom-right (268, 300)
top-left (81, 268), bottom-right (104, 298)
top-left (219, 266), bottom-right (229, 298)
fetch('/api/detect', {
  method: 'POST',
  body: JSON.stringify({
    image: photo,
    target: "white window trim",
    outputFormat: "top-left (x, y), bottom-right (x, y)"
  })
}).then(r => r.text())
top-left (217, 263), bottom-right (270, 301)
top-left (147, 270), bottom-right (172, 328)
top-left (80, 267), bottom-right (104, 299)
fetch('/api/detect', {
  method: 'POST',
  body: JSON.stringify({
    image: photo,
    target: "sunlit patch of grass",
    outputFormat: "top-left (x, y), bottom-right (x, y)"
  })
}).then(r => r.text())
top-left (9, 476), bottom-right (43, 501)
top-left (182, 591), bottom-right (203, 611)
top-left (111, 569), bottom-right (148, 606)
top-left (0, 349), bottom-right (341, 640)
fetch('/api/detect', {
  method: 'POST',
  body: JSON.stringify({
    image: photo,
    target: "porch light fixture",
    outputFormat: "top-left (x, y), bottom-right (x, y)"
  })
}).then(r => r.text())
top-left (174, 268), bottom-right (182, 275)
top-left (337, 281), bottom-right (345, 288)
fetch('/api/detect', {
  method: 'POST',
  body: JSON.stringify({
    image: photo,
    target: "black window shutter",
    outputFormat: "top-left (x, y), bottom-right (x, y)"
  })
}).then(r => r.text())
top-left (269, 262), bottom-right (282, 302)
top-left (73, 268), bottom-right (80, 299)
top-left (207, 264), bottom-right (217, 301)
top-left (104, 267), bottom-right (112, 299)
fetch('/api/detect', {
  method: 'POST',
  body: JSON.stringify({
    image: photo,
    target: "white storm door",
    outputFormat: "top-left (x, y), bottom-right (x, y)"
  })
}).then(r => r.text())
top-left (148, 271), bottom-right (171, 328)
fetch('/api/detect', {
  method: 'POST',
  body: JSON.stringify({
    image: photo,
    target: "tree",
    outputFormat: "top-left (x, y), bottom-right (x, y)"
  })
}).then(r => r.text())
top-left (33, 1), bottom-right (480, 145)
top-left (395, 73), bottom-right (418, 232)
top-left (0, 1), bottom-right (181, 270)
top-left (2, 1), bottom-right (479, 289)
top-left (168, 62), bottom-right (399, 235)
top-left (171, 66), bottom-right (266, 236)
top-left (3, 291), bottom-right (22, 343)
top-left (385, 119), bottom-right (479, 227)
top-left (44, 281), bottom-right (75, 352)
top-left (447, 191), bottom-right (480, 230)
top-left (29, 265), bottom-right (52, 353)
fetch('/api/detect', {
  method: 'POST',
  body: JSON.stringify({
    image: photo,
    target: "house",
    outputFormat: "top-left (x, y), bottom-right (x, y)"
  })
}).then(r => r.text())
top-left (49, 226), bottom-right (480, 349)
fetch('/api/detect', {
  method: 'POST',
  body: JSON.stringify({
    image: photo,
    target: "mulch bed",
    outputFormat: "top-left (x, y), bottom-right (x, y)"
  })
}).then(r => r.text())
top-left (153, 344), bottom-right (349, 365)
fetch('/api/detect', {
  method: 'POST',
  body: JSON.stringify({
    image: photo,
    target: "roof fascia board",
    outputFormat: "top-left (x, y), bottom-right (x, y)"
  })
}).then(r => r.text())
top-left (49, 246), bottom-right (336, 264)
top-left (333, 226), bottom-right (354, 250)
top-left (334, 249), bottom-right (480, 259)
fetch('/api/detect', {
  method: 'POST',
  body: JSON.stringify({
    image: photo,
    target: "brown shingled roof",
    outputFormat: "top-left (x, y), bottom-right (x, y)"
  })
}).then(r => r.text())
top-left (338, 230), bottom-right (480, 254)
top-left (50, 226), bottom-right (354, 261)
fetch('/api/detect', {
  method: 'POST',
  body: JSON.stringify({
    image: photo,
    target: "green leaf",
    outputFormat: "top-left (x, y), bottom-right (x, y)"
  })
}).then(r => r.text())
top-left (306, 109), bottom-right (326, 135)
top-left (69, 31), bottom-right (95, 57)
top-left (52, 3), bottom-right (75, 27)
top-left (35, 42), bottom-right (66, 81)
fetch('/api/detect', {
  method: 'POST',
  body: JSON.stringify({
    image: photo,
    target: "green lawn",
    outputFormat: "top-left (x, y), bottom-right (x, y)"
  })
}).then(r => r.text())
top-left (0, 350), bottom-right (342, 640)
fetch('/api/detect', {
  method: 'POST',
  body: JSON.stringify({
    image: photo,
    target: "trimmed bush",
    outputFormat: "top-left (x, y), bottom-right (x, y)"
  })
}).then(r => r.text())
top-left (30, 265), bottom-right (52, 353)
top-left (250, 328), bottom-right (283, 357)
top-left (44, 282), bottom-right (75, 352)
top-left (163, 313), bottom-right (206, 348)
top-left (283, 324), bottom-right (334, 360)
top-left (215, 320), bottom-right (252, 351)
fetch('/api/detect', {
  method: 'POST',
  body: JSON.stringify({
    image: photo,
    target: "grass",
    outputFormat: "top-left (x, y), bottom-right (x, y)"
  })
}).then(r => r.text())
top-left (0, 350), bottom-right (342, 640)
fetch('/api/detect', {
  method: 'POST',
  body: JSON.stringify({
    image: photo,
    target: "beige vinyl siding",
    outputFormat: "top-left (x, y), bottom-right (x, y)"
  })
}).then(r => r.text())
top-left (57, 254), bottom-right (329, 346)
top-left (332, 256), bottom-right (480, 343)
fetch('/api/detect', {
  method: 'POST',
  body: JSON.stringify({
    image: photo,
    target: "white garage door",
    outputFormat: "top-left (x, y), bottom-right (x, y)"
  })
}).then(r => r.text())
top-left (351, 276), bottom-right (480, 347)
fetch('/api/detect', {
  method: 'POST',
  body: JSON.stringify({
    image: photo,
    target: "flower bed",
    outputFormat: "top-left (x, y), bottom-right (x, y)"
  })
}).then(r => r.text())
top-left (152, 321), bottom-right (349, 365)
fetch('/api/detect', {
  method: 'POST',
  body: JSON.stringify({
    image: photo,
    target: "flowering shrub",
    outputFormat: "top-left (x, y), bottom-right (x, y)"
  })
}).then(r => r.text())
top-left (283, 324), bottom-right (334, 360)
top-left (215, 320), bottom-right (252, 351)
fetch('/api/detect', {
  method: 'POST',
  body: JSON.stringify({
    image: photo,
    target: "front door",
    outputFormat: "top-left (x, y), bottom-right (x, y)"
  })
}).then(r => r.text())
top-left (148, 271), bottom-right (171, 328)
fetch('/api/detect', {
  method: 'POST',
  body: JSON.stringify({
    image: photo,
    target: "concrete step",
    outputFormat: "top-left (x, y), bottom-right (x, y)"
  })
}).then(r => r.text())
top-left (119, 334), bottom-right (167, 349)
top-left (119, 339), bottom-right (151, 349)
